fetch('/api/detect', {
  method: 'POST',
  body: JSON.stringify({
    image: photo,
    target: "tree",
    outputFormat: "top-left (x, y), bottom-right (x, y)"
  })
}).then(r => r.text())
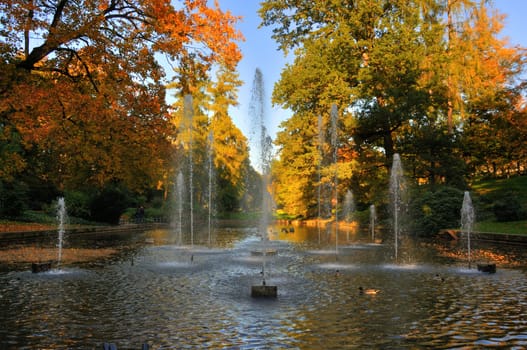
top-left (261, 0), bottom-right (436, 216)
top-left (208, 67), bottom-right (250, 212)
top-left (272, 111), bottom-right (319, 217)
top-left (261, 0), bottom-right (526, 218)
top-left (0, 0), bottom-right (242, 195)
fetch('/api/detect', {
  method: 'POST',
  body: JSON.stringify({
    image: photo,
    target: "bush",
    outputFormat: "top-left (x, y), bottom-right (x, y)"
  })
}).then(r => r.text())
top-left (409, 186), bottom-right (464, 236)
top-left (63, 191), bottom-right (92, 219)
top-left (493, 192), bottom-right (526, 222)
top-left (0, 180), bottom-right (28, 217)
top-left (89, 184), bottom-right (134, 224)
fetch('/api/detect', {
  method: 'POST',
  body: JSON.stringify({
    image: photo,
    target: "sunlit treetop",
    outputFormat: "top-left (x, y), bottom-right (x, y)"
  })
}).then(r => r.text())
top-left (1, 0), bottom-right (243, 79)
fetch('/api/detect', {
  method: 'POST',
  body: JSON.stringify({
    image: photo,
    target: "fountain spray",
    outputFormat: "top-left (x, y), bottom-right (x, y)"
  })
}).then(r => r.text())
top-left (344, 190), bottom-right (355, 241)
top-left (183, 94), bottom-right (194, 248)
top-left (330, 104), bottom-right (339, 259)
top-left (389, 153), bottom-right (404, 261)
top-left (175, 172), bottom-right (184, 245)
top-left (461, 191), bottom-right (475, 268)
top-left (317, 113), bottom-right (324, 244)
top-left (249, 68), bottom-right (277, 297)
top-left (56, 197), bottom-right (67, 267)
top-left (369, 204), bottom-right (376, 242)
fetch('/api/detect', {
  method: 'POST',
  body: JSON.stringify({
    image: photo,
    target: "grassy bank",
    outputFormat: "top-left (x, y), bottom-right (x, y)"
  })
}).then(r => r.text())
top-left (475, 220), bottom-right (527, 235)
top-left (471, 175), bottom-right (527, 235)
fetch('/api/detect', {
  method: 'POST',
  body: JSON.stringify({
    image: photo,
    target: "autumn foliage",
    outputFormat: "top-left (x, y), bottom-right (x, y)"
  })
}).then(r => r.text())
top-left (261, 0), bottom-right (526, 218)
top-left (0, 0), bottom-right (243, 200)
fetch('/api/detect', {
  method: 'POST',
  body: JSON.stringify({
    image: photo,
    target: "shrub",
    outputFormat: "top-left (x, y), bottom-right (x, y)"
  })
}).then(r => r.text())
top-left (63, 191), bottom-right (92, 219)
top-left (493, 192), bottom-right (526, 222)
top-left (89, 184), bottom-right (134, 224)
top-left (0, 180), bottom-right (28, 217)
top-left (409, 186), bottom-right (464, 236)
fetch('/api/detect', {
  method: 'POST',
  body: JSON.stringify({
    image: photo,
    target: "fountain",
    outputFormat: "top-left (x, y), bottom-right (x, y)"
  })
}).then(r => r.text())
top-left (343, 190), bottom-right (355, 241)
top-left (459, 190), bottom-right (494, 273)
top-left (330, 104), bottom-right (339, 259)
top-left (175, 172), bottom-right (184, 246)
top-left (460, 191), bottom-right (474, 268)
top-left (369, 204), bottom-right (377, 242)
top-left (317, 113), bottom-right (323, 244)
top-left (249, 68), bottom-right (277, 297)
top-left (56, 197), bottom-right (67, 267)
top-left (389, 153), bottom-right (405, 261)
top-left (207, 131), bottom-right (215, 246)
top-left (32, 197), bottom-right (67, 273)
top-left (184, 94), bottom-right (195, 248)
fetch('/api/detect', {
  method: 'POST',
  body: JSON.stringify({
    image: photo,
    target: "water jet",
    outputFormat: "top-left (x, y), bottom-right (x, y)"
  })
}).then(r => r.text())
top-left (249, 68), bottom-right (277, 297)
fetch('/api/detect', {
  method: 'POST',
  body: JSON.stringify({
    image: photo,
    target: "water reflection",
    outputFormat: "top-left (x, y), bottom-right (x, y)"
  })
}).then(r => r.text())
top-left (0, 225), bottom-right (526, 349)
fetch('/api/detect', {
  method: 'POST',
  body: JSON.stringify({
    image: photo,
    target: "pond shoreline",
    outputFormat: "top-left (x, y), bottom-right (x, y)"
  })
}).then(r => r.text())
top-left (2, 221), bottom-right (527, 245)
top-left (0, 223), bottom-right (166, 244)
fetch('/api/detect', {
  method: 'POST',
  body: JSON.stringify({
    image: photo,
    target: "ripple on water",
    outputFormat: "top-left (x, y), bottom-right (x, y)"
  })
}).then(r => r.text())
top-left (1, 227), bottom-right (526, 349)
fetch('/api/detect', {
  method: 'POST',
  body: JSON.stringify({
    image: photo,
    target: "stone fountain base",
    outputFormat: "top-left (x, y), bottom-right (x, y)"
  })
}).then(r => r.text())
top-left (250, 249), bottom-right (277, 256)
top-left (251, 283), bottom-right (277, 298)
top-left (477, 263), bottom-right (496, 273)
top-left (31, 262), bottom-right (53, 273)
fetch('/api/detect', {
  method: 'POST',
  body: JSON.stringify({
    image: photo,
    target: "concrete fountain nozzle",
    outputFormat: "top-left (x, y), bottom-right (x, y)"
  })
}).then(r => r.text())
top-left (251, 283), bottom-right (277, 298)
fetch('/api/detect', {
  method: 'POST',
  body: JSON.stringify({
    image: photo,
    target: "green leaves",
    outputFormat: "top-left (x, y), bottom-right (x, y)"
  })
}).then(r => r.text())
top-left (262, 0), bottom-right (526, 219)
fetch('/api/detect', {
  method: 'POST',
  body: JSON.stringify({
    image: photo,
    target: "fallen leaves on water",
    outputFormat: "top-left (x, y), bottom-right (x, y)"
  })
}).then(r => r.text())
top-left (0, 246), bottom-right (118, 264)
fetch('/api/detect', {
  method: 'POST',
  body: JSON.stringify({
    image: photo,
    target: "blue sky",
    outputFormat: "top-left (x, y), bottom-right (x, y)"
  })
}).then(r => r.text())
top-left (221, 0), bottom-right (526, 145)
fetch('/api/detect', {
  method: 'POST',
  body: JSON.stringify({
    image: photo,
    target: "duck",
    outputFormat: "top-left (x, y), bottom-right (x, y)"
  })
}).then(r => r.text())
top-left (359, 286), bottom-right (380, 295)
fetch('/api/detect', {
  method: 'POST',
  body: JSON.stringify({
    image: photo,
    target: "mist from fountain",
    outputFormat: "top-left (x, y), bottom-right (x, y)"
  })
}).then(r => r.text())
top-left (183, 94), bottom-right (194, 247)
top-left (175, 172), bottom-right (184, 245)
top-left (343, 190), bottom-right (355, 241)
top-left (330, 104), bottom-right (339, 258)
top-left (317, 114), bottom-right (324, 244)
top-left (207, 131), bottom-right (215, 246)
top-left (389, 153), bottom-right (405, 261)
top-left (461, 191), bottom-right (475, 268)
top-left (56, 197), bottom-right (67, 267)
top-left (249, 68), bottom-right (274, 286)
top-left (369, 204), bottom-right (377, 242)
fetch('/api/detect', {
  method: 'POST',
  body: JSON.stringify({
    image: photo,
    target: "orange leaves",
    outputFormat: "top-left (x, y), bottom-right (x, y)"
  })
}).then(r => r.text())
top-left (1, 0), bottom-right (243, 193)
top-left (148, 0), bottom-right (243, 69)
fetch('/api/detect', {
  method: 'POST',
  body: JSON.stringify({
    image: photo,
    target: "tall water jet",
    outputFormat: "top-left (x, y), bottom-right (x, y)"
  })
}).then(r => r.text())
top-left (249, 68), bottom-right (276, 297)
top-left (175, 172), bottom-right (185, 245)
top-left (317, 114), bottom-right (324, 244)
top-left (461, 191), bottom-right (475, 268)
top-left (56, 197), bottom-right (67, 267)
top-left (249, 69), bottom-right (272, 241)
top-left (183, 94), bottom-right (194, 247)
top-left (389, 153), bottom-right (405, 261)
top-left (207, 131), bottom-right (215, 246)
top-left (369, 204), bottom-right (377, 242)
top-left (330, 104), bottom-right (339, 258)
top-left (343, 190), bottom-right (355, 241)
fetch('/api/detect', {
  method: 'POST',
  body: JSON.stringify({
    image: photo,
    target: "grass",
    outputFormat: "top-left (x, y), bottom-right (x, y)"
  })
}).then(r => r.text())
top-left (472, 175), bottom-right (527, 208)
top-left (472, 174), bottom-right (527, 192)
top-left (475, 220), bottom-right (527, 235)
top-left (471, 175), bottom-right (527, 235)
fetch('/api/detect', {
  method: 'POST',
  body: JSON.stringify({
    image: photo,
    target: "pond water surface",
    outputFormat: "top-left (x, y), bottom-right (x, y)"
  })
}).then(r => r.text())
top-left (1, 225), bottom-right (526, 349)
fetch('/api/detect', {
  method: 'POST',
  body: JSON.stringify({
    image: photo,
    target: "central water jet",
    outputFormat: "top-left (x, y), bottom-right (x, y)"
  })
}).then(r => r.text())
top-left (249, 68), bottom-right (277, 297)
top-left (461, 191), bottom-right (475, 269)
top-left (389, 153), bottom-right (405, 261)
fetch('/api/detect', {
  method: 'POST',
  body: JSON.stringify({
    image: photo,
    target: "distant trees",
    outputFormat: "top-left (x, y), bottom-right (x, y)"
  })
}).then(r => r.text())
top-left (260, 0), bottom-right (526, 218)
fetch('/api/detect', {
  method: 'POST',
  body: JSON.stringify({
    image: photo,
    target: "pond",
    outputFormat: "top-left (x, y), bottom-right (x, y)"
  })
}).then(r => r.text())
top-left (0, 224), bottom-right (526, 349)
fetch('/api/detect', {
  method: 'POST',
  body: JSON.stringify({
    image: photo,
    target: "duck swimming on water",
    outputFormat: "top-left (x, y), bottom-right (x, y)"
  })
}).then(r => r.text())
top-left (359, 286), bottom-right (380, 295)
